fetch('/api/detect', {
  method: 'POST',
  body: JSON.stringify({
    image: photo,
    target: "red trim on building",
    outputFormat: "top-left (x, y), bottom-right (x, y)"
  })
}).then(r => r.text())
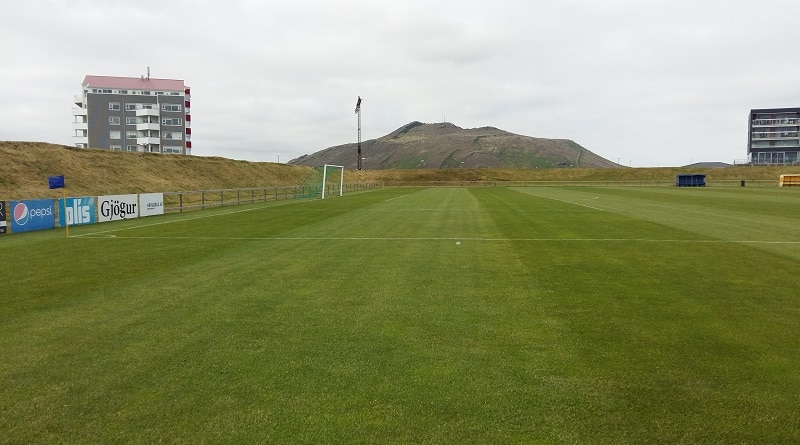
top-left (82, 75), bottom-right (185, 92)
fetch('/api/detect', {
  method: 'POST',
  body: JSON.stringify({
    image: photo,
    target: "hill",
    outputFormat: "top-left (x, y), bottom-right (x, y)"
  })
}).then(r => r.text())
top-left (289, 121), bottom-right (619, 169)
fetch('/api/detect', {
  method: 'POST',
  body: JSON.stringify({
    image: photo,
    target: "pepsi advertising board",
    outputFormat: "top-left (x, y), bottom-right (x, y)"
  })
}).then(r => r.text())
top-left (10, 199), bottom-right (56, 233)
top-left (59, 197), bottom-right (96, 227)
top-left (0, 201), bottom-right (6, 234)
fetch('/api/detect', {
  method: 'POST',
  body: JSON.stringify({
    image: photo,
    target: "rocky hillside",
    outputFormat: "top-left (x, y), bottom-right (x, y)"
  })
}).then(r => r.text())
top-left (289, 121), bottom-right (618, 169)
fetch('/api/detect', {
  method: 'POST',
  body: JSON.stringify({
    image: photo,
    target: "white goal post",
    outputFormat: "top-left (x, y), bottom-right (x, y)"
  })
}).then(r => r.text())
top-left (321, 164), bottom-right (344, 199)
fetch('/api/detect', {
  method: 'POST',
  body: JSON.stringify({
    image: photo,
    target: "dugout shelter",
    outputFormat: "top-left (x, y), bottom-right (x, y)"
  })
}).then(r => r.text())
top-left (675, 174), bottom-right (706, 187)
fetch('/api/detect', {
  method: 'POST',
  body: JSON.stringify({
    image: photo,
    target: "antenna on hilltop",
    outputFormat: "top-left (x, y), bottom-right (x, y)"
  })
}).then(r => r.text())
top-left (355, 96), bottom-right (362, 170)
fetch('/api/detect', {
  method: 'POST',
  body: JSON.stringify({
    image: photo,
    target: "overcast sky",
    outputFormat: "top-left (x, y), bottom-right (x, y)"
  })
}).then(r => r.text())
top-left (2, 0), bottom-right (799, 167)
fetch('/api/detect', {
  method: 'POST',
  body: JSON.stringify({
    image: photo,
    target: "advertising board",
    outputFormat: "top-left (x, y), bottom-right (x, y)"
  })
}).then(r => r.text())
top-left (10, 199), bottom-right (56, 233)
top-left (139, 193), bottom-right (165, 217)
top-left (97, 194), bottom-right (138, 223)
top-left (0, 201), bottom-right (6, 234)
top-left (58, 197), bottom-right (96, 227)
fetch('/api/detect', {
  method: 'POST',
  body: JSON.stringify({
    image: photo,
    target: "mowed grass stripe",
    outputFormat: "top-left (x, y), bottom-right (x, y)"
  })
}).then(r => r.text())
top-left (1, 187), bottom-right (800, 443)
top-left (514, 186), bottom-right (800, 259)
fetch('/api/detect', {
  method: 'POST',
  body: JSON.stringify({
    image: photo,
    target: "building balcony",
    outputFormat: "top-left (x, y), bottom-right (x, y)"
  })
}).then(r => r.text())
top-left (751, 118), bottom-right (800, 127)
top-left (136, 122), bottom-right (160, 131)
top-left (72, 107), bottom-right (87, 117)
top-left (72, 121), bottom-right (88, 131)
top-left (73, 136), bottom-right (88, 146)
top-left (136, 108), bottom-right (160, 117)
top-left (751, 132), bottom-right (799, 140)
top-left (74, 94), bottom-right (84, 106)
top-left (136, 137), bottom-right (160, 146)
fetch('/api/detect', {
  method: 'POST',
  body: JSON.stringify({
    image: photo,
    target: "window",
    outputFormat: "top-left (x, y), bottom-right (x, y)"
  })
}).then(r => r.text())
top-left (126, 103), bottom-right (137, 111)
top-left (110, 130), bottom-right (121, 140)
top-left (161, 104), bottom-right (182, 112)
top-left (109, 102), bottom-right (121, 111)
top-left (110, 144), bottom-right (122, 151)
top-left (163, 146), bottom-right (183, 154)
top-left (162, 131), bottom-right (183, 140)
top-left (109, 116), bottom-right (120, 125)
top-left (126, 145), bottom-right (137, 152)
top-left (126, 131), bottom-right (138, 139)
top-left (162, 118), bottom-right (182, 126)
top-left (126, 117), bottom-right (137, 125)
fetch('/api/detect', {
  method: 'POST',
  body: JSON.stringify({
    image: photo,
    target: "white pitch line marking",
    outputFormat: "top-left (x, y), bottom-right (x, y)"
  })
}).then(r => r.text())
top-left (71, 235), bottom-right (800, 244)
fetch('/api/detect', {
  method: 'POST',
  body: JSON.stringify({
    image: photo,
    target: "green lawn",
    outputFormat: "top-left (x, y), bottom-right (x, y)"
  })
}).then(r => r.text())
top-left (2, 186), bottom-right (800, 443)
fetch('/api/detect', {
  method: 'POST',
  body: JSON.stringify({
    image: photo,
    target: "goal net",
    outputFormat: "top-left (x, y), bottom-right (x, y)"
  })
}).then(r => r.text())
top-left (295, 164), bottom-right (344, 199)
top-left (321, 164), bottom-right (344, 199)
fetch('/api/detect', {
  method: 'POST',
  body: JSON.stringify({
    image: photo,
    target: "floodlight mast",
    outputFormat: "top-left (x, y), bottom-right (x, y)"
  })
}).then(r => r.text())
top-left (355, 96), bottom-right (362, 170)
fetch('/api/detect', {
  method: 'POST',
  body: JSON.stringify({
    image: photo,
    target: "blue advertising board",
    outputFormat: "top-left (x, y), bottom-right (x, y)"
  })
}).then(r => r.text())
top-left (58, 197), bottom-right (96, 227)
top-left (10, 199), bottom-right (56, 233)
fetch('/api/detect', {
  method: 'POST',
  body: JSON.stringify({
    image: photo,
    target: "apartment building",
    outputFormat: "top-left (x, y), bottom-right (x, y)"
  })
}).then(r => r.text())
top-left (73, 74), bottom-right (191, 154)
top-left (747, 107), bottom-right (799, 165)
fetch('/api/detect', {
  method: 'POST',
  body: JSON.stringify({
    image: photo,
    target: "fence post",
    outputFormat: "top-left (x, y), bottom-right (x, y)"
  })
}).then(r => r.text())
top-left (202, 191), bottom-right (205, 209)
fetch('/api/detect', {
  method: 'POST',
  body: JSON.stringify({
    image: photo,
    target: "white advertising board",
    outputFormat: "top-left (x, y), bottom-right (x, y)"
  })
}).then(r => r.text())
top-left (139, 193), bottom-right (165, 217)
top-left (97, 194), bottom-right (139, 222)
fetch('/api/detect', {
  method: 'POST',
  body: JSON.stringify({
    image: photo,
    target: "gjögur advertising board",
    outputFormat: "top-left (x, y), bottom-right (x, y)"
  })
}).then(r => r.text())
top-left (97, 194), bottom-right (138, 222)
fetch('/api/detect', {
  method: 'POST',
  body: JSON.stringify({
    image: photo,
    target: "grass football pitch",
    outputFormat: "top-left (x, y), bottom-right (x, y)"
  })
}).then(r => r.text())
top-left (2, 186), bottom-right (800, 443)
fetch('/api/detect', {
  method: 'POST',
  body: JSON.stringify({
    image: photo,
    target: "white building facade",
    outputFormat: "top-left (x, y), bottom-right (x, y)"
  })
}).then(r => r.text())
top-left (73, 74), bottom-right (191, 155)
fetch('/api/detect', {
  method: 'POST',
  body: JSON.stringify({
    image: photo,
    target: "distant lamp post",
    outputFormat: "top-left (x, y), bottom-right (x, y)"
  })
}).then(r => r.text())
top-left (355, 96), bottom-right (362, 170)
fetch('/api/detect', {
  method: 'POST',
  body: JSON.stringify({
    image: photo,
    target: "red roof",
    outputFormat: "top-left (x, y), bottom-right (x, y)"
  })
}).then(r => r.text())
top-left (82, 75), bottom-right (186, 92)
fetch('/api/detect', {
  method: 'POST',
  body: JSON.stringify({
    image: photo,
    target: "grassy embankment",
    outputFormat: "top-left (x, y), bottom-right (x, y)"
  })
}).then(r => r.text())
top-left (2, 141), bottom-right (799, 200)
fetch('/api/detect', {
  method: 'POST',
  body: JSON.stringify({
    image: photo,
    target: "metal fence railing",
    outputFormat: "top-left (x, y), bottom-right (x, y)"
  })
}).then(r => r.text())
top-left (162, 182), bottom-right (382, 213)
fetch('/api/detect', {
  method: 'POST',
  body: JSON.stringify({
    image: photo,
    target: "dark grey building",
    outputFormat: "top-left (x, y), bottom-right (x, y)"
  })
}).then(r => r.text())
top-left (73, 74), bottom-right (191, 154)
top-left (748, 108), bottom-right (799, 165)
